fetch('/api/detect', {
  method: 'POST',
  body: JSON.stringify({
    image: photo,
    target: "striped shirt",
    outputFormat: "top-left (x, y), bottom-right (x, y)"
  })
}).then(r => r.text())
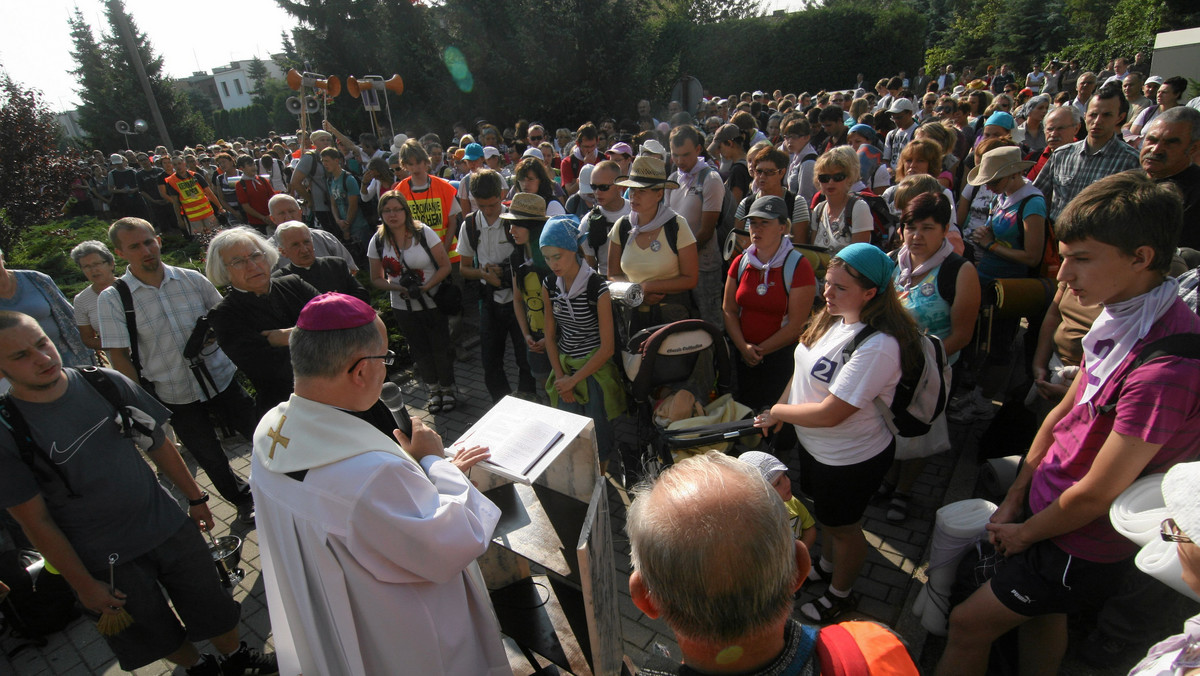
top-left (1032, 134), bottom-right (1140, 221)
top-left (546, 273), bottom-right (607, 358)
top-left (97, 265), bottom-right (236, 404)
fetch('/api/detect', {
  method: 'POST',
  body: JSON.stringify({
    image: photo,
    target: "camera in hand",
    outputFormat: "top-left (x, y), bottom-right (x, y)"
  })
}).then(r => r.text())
top-left (397, 271), bottom-right (429, 310)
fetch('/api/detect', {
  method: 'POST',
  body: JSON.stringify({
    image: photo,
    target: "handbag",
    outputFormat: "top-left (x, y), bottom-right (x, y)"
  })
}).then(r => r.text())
top-left (432, 281), bottom-right (462, 316)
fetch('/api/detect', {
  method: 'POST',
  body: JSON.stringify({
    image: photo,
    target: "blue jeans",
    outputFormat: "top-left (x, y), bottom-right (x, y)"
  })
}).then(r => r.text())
top-left (557, 376), bottom-right (614, 463)
top-left (478, 297), bottom-right (534, 401)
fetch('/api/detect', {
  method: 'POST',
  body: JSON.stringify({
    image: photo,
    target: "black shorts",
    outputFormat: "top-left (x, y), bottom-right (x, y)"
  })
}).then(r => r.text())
top-left (989, 539), bottom-right (1130, 617)
top-left (89, 520), bottom-right (242, 670)
top-left (797, 438), bottom-right (895, 527)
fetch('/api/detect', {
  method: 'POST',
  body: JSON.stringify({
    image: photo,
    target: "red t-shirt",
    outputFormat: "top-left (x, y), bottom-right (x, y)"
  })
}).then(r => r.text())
top-left (560, 153), bottom-right (597, 188)
top-left (727, 252), bottom-right (816, 344)
top-left (235, 175), bottom-right (276, 226)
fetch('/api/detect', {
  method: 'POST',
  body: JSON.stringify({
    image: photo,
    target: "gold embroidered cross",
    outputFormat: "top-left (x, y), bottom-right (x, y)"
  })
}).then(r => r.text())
top-left (267, 416), bottom-right (290, 459)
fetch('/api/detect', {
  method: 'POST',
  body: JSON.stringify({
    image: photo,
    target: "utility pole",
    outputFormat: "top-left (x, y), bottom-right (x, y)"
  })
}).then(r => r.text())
top-left (108, 0), bottom-right (173, 151)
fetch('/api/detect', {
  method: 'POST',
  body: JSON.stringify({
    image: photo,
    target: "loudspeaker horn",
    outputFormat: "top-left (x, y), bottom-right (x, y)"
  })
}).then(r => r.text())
top-left (114, 120), bottom-right (131, 134)
top-left (133, 119), bottom-right (148, 133)
top-left (313, 75), bottom-right (341, 98)
top-left (286, 96), bottom-right (303, 115)
top-left (346, 76), bottom-right (362, 99)
top-left (305, 96), bottom-right (320, 114)
top-left (286, 68), bottom-right (303, 91)
top-left (384, 74), bottom-right (404, 96)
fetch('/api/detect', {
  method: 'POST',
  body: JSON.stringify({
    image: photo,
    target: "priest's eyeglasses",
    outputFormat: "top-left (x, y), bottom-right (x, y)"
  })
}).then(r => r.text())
top-left (347, 350), bottom-right (395, 373)
top-left (1161, 518), bottom-right (1192, 544)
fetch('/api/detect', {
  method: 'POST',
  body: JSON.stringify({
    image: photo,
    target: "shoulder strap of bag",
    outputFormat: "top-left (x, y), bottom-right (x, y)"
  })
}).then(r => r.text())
top-left (111, 279), bottom-right (142, 376)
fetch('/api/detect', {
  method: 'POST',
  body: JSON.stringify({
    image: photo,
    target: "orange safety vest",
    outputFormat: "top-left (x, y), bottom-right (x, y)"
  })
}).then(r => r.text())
top-left (164, 171), bottom-right (215, 222)
top-left (395, 175), bottom-right (462, 263)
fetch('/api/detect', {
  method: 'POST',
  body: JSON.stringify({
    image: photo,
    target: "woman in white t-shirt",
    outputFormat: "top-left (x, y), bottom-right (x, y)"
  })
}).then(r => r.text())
top-left (810, 146), bottom-right (873, 254)
top-left (755, 242), bottom-right (922, 624)
top-left (367, 190), bottom-right (456, 412)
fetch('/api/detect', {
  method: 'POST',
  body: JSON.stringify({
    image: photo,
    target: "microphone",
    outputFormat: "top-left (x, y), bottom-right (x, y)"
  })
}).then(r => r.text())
top-left (379, 382), bottom-right (413, 440)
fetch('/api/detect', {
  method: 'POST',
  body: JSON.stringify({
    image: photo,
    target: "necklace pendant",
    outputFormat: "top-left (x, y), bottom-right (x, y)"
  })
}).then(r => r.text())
top-left (650, 239), bottom-right (661, 252)
top-left (756, 283), bottom-right (769, 296)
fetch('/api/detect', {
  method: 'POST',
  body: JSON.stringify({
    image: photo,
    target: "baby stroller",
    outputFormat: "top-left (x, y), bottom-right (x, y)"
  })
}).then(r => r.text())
top-left (616, 317), bottom-right (762, 482)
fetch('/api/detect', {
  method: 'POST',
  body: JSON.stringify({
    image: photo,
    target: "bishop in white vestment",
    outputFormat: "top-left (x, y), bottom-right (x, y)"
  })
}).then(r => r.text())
top-left (249, 292), bottom-right (510, 676)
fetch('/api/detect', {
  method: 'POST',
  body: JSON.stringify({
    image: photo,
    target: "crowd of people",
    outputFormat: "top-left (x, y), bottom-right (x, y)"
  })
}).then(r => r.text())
top-left (3, 53), bottom-right (1200, 675)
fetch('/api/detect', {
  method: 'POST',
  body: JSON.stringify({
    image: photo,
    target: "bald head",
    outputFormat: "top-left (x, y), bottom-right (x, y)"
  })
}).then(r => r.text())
top-left (627, 452), bottom-right (801, 644)
top-left (268, 194), bottom-right (303, 226)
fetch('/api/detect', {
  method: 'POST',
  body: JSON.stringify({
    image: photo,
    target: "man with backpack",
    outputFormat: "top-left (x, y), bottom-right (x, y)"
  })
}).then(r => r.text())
top-left (97, 218), bottom-right (258, 525)
top-left (287, 129), bottom-right (335, 233)
top-left (0, 311), bottom-right (276, 675)
top-left (935, 172), bottom-right (1200, 676)
top-left (667, 125), bottom-right (726, 328)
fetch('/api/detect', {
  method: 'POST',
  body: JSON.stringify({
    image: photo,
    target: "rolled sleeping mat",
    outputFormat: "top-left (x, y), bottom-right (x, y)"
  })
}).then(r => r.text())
top-left (1110, 473), bottom-right (1169, 548)
top-left (914, 499), bottom-right (998, 636)
top-left (992, 277), bottom-right (1055, 320)
top-left (979, 456), bottom-right (1023, 497)
top-left (1136, 537), bottom-right (1200, 603)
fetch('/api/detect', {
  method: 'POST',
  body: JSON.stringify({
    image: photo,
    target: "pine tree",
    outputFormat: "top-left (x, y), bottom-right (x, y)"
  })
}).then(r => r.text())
top-left (68, 0), bottom-right (211, 151)
top-left (247, 57), bottom-right (272, 104)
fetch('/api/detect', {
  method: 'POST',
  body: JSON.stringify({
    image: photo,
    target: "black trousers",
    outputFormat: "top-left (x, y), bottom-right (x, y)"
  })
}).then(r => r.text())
top-left (163, 381), bottom-right (256, 507)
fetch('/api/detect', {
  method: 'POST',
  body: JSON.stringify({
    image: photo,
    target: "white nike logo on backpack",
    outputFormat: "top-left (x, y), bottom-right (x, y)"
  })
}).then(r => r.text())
top-left (48, 418), bottom-right (108, 465)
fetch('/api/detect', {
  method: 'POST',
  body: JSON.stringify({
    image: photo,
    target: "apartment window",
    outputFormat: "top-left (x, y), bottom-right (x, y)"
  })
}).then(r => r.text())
top-left (221, 81), bottom-right (230, 97)
top-left (235, 79), bottom-right (243, 95)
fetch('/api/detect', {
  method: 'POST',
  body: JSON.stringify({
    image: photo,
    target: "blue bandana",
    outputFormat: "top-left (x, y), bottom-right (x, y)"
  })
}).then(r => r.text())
top-left (539, 215), bottom-right (583, 252)
top-left (835, 243), bottom-right (896, 290)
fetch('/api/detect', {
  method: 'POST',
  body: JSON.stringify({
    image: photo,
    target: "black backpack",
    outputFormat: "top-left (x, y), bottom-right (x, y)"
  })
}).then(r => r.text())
top-left (616, 214), bottom-right (682, 254)
top-left (842, 326), bottom-right (951, 437)
top-left (0, 548), bottom-right (80, 656)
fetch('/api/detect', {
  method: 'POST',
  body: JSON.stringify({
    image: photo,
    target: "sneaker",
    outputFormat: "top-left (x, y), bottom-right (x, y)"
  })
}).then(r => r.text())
top-left (799, 592), bottom-right (859, 623)
top-left (220, 642), bottom-right (279, 676)
top-left (237, 501), bottom-right (255, 525)
top-left (427, 392), bottom-right (443, 414)
top-left (186, 654), bottom-right (221, 676)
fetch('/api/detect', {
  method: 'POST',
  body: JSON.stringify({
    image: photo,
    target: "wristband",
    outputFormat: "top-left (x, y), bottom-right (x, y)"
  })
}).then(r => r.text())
top-left (188, 491), bottom-right (210, 506)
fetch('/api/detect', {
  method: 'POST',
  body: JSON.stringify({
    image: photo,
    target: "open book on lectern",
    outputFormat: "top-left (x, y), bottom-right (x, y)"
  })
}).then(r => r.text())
top-left (449, 395), bottom-right (591, 484)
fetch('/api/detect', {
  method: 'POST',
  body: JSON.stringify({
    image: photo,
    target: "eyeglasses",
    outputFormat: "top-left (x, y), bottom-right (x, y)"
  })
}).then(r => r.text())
top-left (1162, 518), bottom-right (1192, 544)
top-left (935, 106), bottom-right (953, 113)
top-left (346, 350), bottom-right (395, 373)
top-left (817, 173), bottom-right (848, 183)
top-left (591, 183), bottom-right (614, 192)
top-left (529, 135), bottom-right (544, 142)
top-left (227, 251), bottom-right (267, 270)
top-left (753, 168), bottom-right (782, 176)
top-left (391, 167), bottom-right (405, 174)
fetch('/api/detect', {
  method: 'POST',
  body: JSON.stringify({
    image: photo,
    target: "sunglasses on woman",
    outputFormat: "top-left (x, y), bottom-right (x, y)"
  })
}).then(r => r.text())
top-left (818, 173), bottom-right (848, 183)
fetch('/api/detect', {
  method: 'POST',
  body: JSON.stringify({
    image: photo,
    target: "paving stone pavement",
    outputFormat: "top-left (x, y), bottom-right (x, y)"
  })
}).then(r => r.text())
top-left (2, 309), bottom-right (1100, 675)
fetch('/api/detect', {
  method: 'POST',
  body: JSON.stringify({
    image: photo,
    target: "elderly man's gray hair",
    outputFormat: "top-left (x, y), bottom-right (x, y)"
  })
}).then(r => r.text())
top-left (267, 193), bottom-right (300, 215)
top-left (627, 451), bottom-right (796, 644)
top-left (205, 227), bottom-right (281, 287)
top-left (274, 220), bottom-right (311, 240)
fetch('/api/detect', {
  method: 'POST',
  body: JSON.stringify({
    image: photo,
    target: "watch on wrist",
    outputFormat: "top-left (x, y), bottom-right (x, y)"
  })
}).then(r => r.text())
top-left (188, 491), bottom-right (210, 506)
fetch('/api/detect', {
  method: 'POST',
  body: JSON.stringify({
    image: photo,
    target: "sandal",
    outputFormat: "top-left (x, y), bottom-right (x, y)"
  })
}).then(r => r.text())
top-left (873, 480), bottom-right (896, 505)
top-left (427, 393), bottom-right (443, 414)
top-left (886, 494), bottom-right (911, 523)
top-left (440, 389), bottom-right (457, 413)
top-left (799, 592), bottom-right (859, 624)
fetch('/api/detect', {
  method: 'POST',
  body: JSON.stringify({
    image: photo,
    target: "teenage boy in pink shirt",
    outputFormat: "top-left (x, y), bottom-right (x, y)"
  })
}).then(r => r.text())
top-left (936, 171), bottom-right (1200, 676)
